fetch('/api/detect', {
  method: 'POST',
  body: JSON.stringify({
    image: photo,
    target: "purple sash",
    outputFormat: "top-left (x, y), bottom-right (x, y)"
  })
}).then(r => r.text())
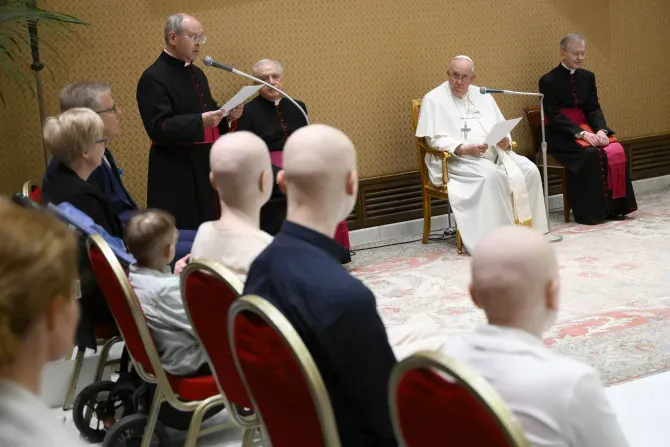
top-left (270, 151), bottom-right (284, 168)
top-left (560, 108), bottom-right (627, 199)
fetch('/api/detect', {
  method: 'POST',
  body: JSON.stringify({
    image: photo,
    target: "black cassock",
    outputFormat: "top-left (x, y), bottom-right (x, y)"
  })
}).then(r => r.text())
top-left (137, 51), bottom-right (230, 230)
top-left (539, 64), bottom-right (637, 224)
top-left (237, 95), bottom-right (308, 235)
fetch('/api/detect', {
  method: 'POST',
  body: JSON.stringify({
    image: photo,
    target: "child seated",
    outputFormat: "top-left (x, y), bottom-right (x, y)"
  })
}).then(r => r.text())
top-left (125, 209), bottom-right (208, 376)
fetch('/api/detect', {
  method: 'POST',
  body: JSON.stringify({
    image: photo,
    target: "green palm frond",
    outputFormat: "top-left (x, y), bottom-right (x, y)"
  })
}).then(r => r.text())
top-left (0, 0), bottom-right (87, 105)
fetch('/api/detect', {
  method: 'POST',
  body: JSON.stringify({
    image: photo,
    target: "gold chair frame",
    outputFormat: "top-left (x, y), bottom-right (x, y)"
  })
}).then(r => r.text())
top-left (229, 294), bottom-right (342, 447)
top-left (87, 235), bottom-right (233, 447)
top-left (411, 99), bottom-right (463, 254)
top-left (180, 260), bottom-right (264, 446)
top-left (389, 350), bottom-right (530, 447)
top-left (62, 335), bottom-right (122, 411)
top-left (22, 180), bottom-right (39, 197)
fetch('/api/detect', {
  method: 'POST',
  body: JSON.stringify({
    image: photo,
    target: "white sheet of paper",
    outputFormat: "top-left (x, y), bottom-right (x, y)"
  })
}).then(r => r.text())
top-left (219, 85), bottom-right (263, 114)
top-left (484, 117), bottom-right (522, 146)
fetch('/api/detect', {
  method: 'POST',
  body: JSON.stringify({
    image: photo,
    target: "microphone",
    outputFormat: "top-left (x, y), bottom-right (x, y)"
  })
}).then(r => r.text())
top-left (480, 87), bottom-right (506, 94)
top-left (479, 86), bottom-right (543, 97)
top-left (203, 55), bottom-right (310, 125)
top-left (203, 56), bottom-right (232, 72)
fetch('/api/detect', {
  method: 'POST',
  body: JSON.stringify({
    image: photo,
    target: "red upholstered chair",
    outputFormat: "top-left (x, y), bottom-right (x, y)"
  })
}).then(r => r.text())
top-left (14, 184), bottom-right (122, 411)
top-left (181, 260), bottom-right (263, 446)
top-left (86, 234), bottom-right (233, 447)
top-left (229, 295), bottom-right (341, 447)
top-left (22, 180), bottom-right (42, 204)
top-left (389, 351), bottom-right (530, 447)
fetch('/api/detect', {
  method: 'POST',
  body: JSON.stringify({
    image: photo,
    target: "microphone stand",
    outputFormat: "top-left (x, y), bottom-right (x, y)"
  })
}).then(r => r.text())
top-left (203, 57), bottom-right (309, 125)
top-left (539, 95), bottom-right (562, 242)
top-left (482, 88), bottom-right (562, 243)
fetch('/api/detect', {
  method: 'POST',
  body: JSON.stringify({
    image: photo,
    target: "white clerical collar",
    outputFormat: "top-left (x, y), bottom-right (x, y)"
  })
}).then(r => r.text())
top-left (163, 49), bottom-right (191, 67)
top-left (274, 98), bottom-right (282, 106)
top-left (561, 62), bottom-right (576, 74)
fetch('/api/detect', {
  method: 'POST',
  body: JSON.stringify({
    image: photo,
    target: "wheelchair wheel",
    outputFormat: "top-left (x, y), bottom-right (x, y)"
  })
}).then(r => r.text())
top-left (103, 414), bottom-right (168, 447)
top-left (72, 380), bottom-right (135, 443)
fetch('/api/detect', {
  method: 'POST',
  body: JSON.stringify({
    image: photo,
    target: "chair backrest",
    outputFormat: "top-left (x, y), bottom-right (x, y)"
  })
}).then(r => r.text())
top-left (229, 295), bottom-right (341, 447)
top-left (22, 180), bottom-right (41, 204)
top-left (523, 107), bottom-right (542, 152)
top-left (87, 234), bottom-right (164, 382)
top-left (181, 260), bottom-right (252, 410)
top-left (390, 351), bottom-right (530, 447)
top-left (411, 99), bottom-right (431, 182)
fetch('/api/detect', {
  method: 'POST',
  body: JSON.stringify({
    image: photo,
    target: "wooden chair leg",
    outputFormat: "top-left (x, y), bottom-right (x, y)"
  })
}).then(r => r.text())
top-left (422, 193), bottom-right (432, 244)
top-left (456, 229), bottom-right (463, 255)
top-left (561, 170), bottom-right (570, 223)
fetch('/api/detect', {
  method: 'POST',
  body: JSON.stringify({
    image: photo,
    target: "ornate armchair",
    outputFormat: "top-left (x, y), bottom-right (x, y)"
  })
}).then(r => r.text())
top-left (411, 99), bottom-right (463, 254)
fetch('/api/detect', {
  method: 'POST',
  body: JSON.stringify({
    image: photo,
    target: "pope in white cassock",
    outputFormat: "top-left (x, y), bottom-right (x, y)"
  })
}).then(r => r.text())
top-left (416, 55), bottom-right (548, 253)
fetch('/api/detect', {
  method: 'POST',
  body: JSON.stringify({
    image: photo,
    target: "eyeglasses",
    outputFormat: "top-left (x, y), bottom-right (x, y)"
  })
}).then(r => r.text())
top-left (448, 71), bottom-right (472, 82)
top-left (258, 73), bottom-right (282, 83)
top-left (182, 33), bottom-right (207, 44)
top-left (95, 137), bottom-right (108, 144)
top-left (96, 105), bottom-right (117, 115)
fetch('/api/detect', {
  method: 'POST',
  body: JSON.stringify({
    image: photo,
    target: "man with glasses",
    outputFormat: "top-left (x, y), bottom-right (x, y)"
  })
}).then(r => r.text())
top-left (416, 55), bottom-right (548, 254)
top-left (539, 34), bottom-right (637, 224)
top-left (137, 13), bottom-right (243, 230)
top-left (43, 81), bottom-right (196, 260)
top-left (44, 82), bottom-right (137, 223)
top-left (236, 59), bottom-right (351, 262)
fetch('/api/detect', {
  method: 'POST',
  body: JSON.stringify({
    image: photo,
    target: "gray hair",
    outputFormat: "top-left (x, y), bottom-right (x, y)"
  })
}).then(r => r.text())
top-left (164, 13), bottom-right (187, 44)
top-left (59, 82), bottom-right (111, 113)
top-left (560, 33), bottom-right (585, 50)
top-left (252, 59), bottom-right (284, 77)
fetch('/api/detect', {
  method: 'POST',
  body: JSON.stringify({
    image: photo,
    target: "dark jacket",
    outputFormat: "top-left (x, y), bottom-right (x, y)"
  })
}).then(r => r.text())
top-left (44, 148), bottom-right (138, 225)
top-left (42, 163), bottom-right (120, 350)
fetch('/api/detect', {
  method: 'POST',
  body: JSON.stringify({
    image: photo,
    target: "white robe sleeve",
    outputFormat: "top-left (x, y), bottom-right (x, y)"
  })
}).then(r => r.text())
top-left (426, 135), bottom-right (462, 156)
top-left (417, 94), bottom-right (463, 156)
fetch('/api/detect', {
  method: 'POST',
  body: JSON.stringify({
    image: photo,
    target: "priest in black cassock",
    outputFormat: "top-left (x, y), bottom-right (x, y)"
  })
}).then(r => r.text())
top-left (137, 13), bottom-right (243, 230)
top-left (237, 59), bottom-right (351, 263)
top-left (539, 34), bottom-right (637, 225)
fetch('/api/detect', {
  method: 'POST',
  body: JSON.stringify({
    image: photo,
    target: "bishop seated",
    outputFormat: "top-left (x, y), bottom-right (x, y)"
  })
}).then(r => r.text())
top-left (416, 55), bottom-right (548, 253)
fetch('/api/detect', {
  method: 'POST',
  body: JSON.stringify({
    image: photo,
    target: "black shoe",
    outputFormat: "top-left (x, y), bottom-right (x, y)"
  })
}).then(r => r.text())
top-left (606, 213), bottom-right (625, 221)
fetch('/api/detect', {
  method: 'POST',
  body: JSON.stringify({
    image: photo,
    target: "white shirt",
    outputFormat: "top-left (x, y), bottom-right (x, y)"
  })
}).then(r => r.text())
top-left (0, 379), bottom-right (87, 446)
top-left (129, 265), bottom-right (206, 376)
top-left (441, 325), bottom-right (629, 447)
top-left (190, 221), bottom-right (273, 283)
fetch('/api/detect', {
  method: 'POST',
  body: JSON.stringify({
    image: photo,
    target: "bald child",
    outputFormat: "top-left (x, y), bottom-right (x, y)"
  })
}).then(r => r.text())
top-left (441, 226), bottom-right (628, 447)
top-left (190, 132), bottom-right (274, 282)
top-left (244, 124), bottom-right (397, 446)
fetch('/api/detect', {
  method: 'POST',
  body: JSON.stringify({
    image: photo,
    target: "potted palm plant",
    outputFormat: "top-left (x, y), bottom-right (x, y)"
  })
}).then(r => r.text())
top-left (0, 0), bottom-right (86, 166)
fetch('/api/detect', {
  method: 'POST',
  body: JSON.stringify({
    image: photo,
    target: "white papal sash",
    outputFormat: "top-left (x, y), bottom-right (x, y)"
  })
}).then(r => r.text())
top-left (495, 147), bottom-right (533, 227)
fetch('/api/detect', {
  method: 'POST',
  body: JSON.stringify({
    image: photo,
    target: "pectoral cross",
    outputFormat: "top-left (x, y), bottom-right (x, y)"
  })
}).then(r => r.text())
top-left (461, 123), bottom-right (471, 139)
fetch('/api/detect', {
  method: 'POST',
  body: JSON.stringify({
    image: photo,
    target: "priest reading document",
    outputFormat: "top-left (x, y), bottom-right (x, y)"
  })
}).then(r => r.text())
top-left (416, 56), bottom-right (548, 253)
top-left (137, 13), bottom-right (243, 230)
